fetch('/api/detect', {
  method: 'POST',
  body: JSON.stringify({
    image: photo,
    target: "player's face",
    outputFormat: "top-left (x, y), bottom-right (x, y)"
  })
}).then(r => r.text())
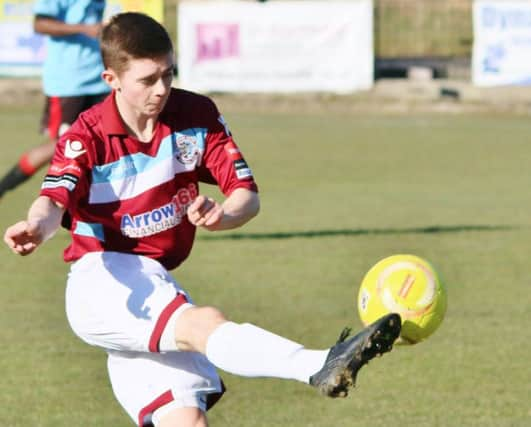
top-left (115, 52), bottom-right (174, 117)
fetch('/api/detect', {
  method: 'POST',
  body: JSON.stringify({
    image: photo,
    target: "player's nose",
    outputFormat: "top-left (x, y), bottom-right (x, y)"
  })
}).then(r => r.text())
top-left (153, 76), bottom-right (170, 97)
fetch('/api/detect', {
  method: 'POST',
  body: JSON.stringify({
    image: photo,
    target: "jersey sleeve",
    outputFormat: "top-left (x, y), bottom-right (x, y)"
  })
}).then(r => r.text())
top-left (199, 101), bottom-right (258, 196)
top-left (33, 0), bottom-right (62, 18)
top-left (40, 132), bottom-right (91, 209)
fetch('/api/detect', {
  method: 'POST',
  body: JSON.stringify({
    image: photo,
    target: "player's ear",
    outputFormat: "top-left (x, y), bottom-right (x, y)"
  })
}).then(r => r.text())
top-left (102, 68), bottom-right (120, 91)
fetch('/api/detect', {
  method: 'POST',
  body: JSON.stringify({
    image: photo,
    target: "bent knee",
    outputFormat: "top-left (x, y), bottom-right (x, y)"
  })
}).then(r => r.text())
top-left (174, 306), bottom-right (227, 353)
top-left (156, 406), bottom-right (207, 427)
top-left (194, 306), bottom-right (226, 323)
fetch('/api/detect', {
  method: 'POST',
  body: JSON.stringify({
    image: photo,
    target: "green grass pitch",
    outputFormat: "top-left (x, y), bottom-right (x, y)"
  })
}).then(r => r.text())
top-left (0, 103), bottom-right (530, 426)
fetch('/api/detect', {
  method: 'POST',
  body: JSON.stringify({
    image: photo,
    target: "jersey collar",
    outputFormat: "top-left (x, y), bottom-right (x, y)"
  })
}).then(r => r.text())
top-left (101, 91), bottom-right (128, 137)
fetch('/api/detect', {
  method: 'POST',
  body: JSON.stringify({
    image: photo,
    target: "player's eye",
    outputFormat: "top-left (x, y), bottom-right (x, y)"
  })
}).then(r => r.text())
top-left (141, 76), bottom-right (157, 86)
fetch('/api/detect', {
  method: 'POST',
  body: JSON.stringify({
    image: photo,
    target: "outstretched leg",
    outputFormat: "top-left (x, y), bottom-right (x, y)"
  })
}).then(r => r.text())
top-left (171, 306), bottom-right (401, 396)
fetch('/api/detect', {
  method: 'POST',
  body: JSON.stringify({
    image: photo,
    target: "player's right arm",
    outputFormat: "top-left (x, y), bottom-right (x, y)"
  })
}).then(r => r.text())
top-left (4, 196), bottom-right (65, 256)
top-left (34, 16), bottom-right (102, 39)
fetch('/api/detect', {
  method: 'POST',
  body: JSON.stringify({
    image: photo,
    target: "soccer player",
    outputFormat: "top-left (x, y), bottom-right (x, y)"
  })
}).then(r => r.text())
top-left (0, 0), bottom-right (110, 200)
top-left (3, 13), bottom-right (401, 427)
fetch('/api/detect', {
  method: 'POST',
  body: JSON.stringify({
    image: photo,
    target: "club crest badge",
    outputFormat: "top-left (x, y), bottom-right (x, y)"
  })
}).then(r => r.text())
top-left (175, 134), bottom-right (200, 165)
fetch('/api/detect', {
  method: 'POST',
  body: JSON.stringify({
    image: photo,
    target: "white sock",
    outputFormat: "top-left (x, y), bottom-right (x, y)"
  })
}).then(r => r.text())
top-left (205, 322), bottom-right (328, 384)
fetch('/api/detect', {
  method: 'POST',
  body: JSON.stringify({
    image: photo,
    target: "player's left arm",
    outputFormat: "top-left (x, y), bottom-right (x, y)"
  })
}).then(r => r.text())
top-left (190, 98), bottom-right (259, 232)
top-left (187, 187), bottom-right (259, 231)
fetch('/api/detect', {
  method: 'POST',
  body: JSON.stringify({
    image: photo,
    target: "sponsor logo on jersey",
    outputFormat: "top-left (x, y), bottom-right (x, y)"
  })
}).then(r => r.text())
top-left (224, 141), bottom-right (253, 179)
top-left (224, 140), bottom-right (241, 161)
top-left (64, 139), bottom-right (86, 159)
top-left (120, 184), bottom-right (197, 238)
top-left (49, 162), bottom-right (82, 176)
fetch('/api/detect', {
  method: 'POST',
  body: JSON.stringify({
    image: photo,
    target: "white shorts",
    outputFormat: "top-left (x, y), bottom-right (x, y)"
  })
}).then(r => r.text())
top-left (65, 252), bottom-right (224, 426)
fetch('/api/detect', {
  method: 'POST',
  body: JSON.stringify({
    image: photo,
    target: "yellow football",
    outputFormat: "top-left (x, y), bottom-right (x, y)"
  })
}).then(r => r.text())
top-left (357, 254), bottom-right (447, 344)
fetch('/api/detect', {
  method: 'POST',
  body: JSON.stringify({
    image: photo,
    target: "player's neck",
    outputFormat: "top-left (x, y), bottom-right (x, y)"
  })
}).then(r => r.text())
top-left (124, 118), bottom-right (157, 143)
top-left (115, 95), bottom-right (158, 143)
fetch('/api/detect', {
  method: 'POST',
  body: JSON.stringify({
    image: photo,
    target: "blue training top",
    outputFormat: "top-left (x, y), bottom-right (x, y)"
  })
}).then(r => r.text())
top-left (34, 0), bottom-right (110, 97)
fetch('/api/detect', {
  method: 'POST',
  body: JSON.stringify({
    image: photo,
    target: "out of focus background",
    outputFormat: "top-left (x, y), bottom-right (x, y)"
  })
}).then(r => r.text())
top-left (1, 1), bottom-right (530, 426)
top-left (3, 0), bottom-right (531, 108)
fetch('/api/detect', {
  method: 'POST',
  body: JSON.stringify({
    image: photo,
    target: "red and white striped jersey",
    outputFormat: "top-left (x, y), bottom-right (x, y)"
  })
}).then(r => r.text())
top-left (41, 88), bottom-right (258, 270)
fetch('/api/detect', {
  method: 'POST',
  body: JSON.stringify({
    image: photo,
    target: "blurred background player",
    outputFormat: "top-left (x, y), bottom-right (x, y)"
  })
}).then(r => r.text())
top-left (0, 0), bottom-right (110, 200)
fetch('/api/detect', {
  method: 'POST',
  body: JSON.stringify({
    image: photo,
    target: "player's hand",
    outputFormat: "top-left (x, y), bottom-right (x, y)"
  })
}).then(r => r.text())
top-left (3, 220), bottom-right (44, 256)
top-left (187, 195), bottom-right (224, 231)
top-left (84, 23), bottom-right (103, 39)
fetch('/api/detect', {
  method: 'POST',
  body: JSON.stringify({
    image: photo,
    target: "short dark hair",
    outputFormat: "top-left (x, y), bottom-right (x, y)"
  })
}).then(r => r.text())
top-left (101, 12), bottom-right (173, 75)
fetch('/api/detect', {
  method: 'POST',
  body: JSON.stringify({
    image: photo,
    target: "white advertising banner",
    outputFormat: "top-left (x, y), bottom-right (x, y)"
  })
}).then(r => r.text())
top-left (178, 1), bottom-right (373, 93)
top-left (473, 0), bottom-right (531, 86)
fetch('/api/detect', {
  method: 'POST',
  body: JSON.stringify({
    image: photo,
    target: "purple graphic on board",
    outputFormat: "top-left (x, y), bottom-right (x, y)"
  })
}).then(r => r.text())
top-left (196, 23), bottom-right (239, 62)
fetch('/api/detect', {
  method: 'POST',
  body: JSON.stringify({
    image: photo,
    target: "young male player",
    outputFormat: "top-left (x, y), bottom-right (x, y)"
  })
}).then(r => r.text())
top-left (0, 0), bottom-right (109, 200)
top-left (4, 13), bottom-right (401, 427)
